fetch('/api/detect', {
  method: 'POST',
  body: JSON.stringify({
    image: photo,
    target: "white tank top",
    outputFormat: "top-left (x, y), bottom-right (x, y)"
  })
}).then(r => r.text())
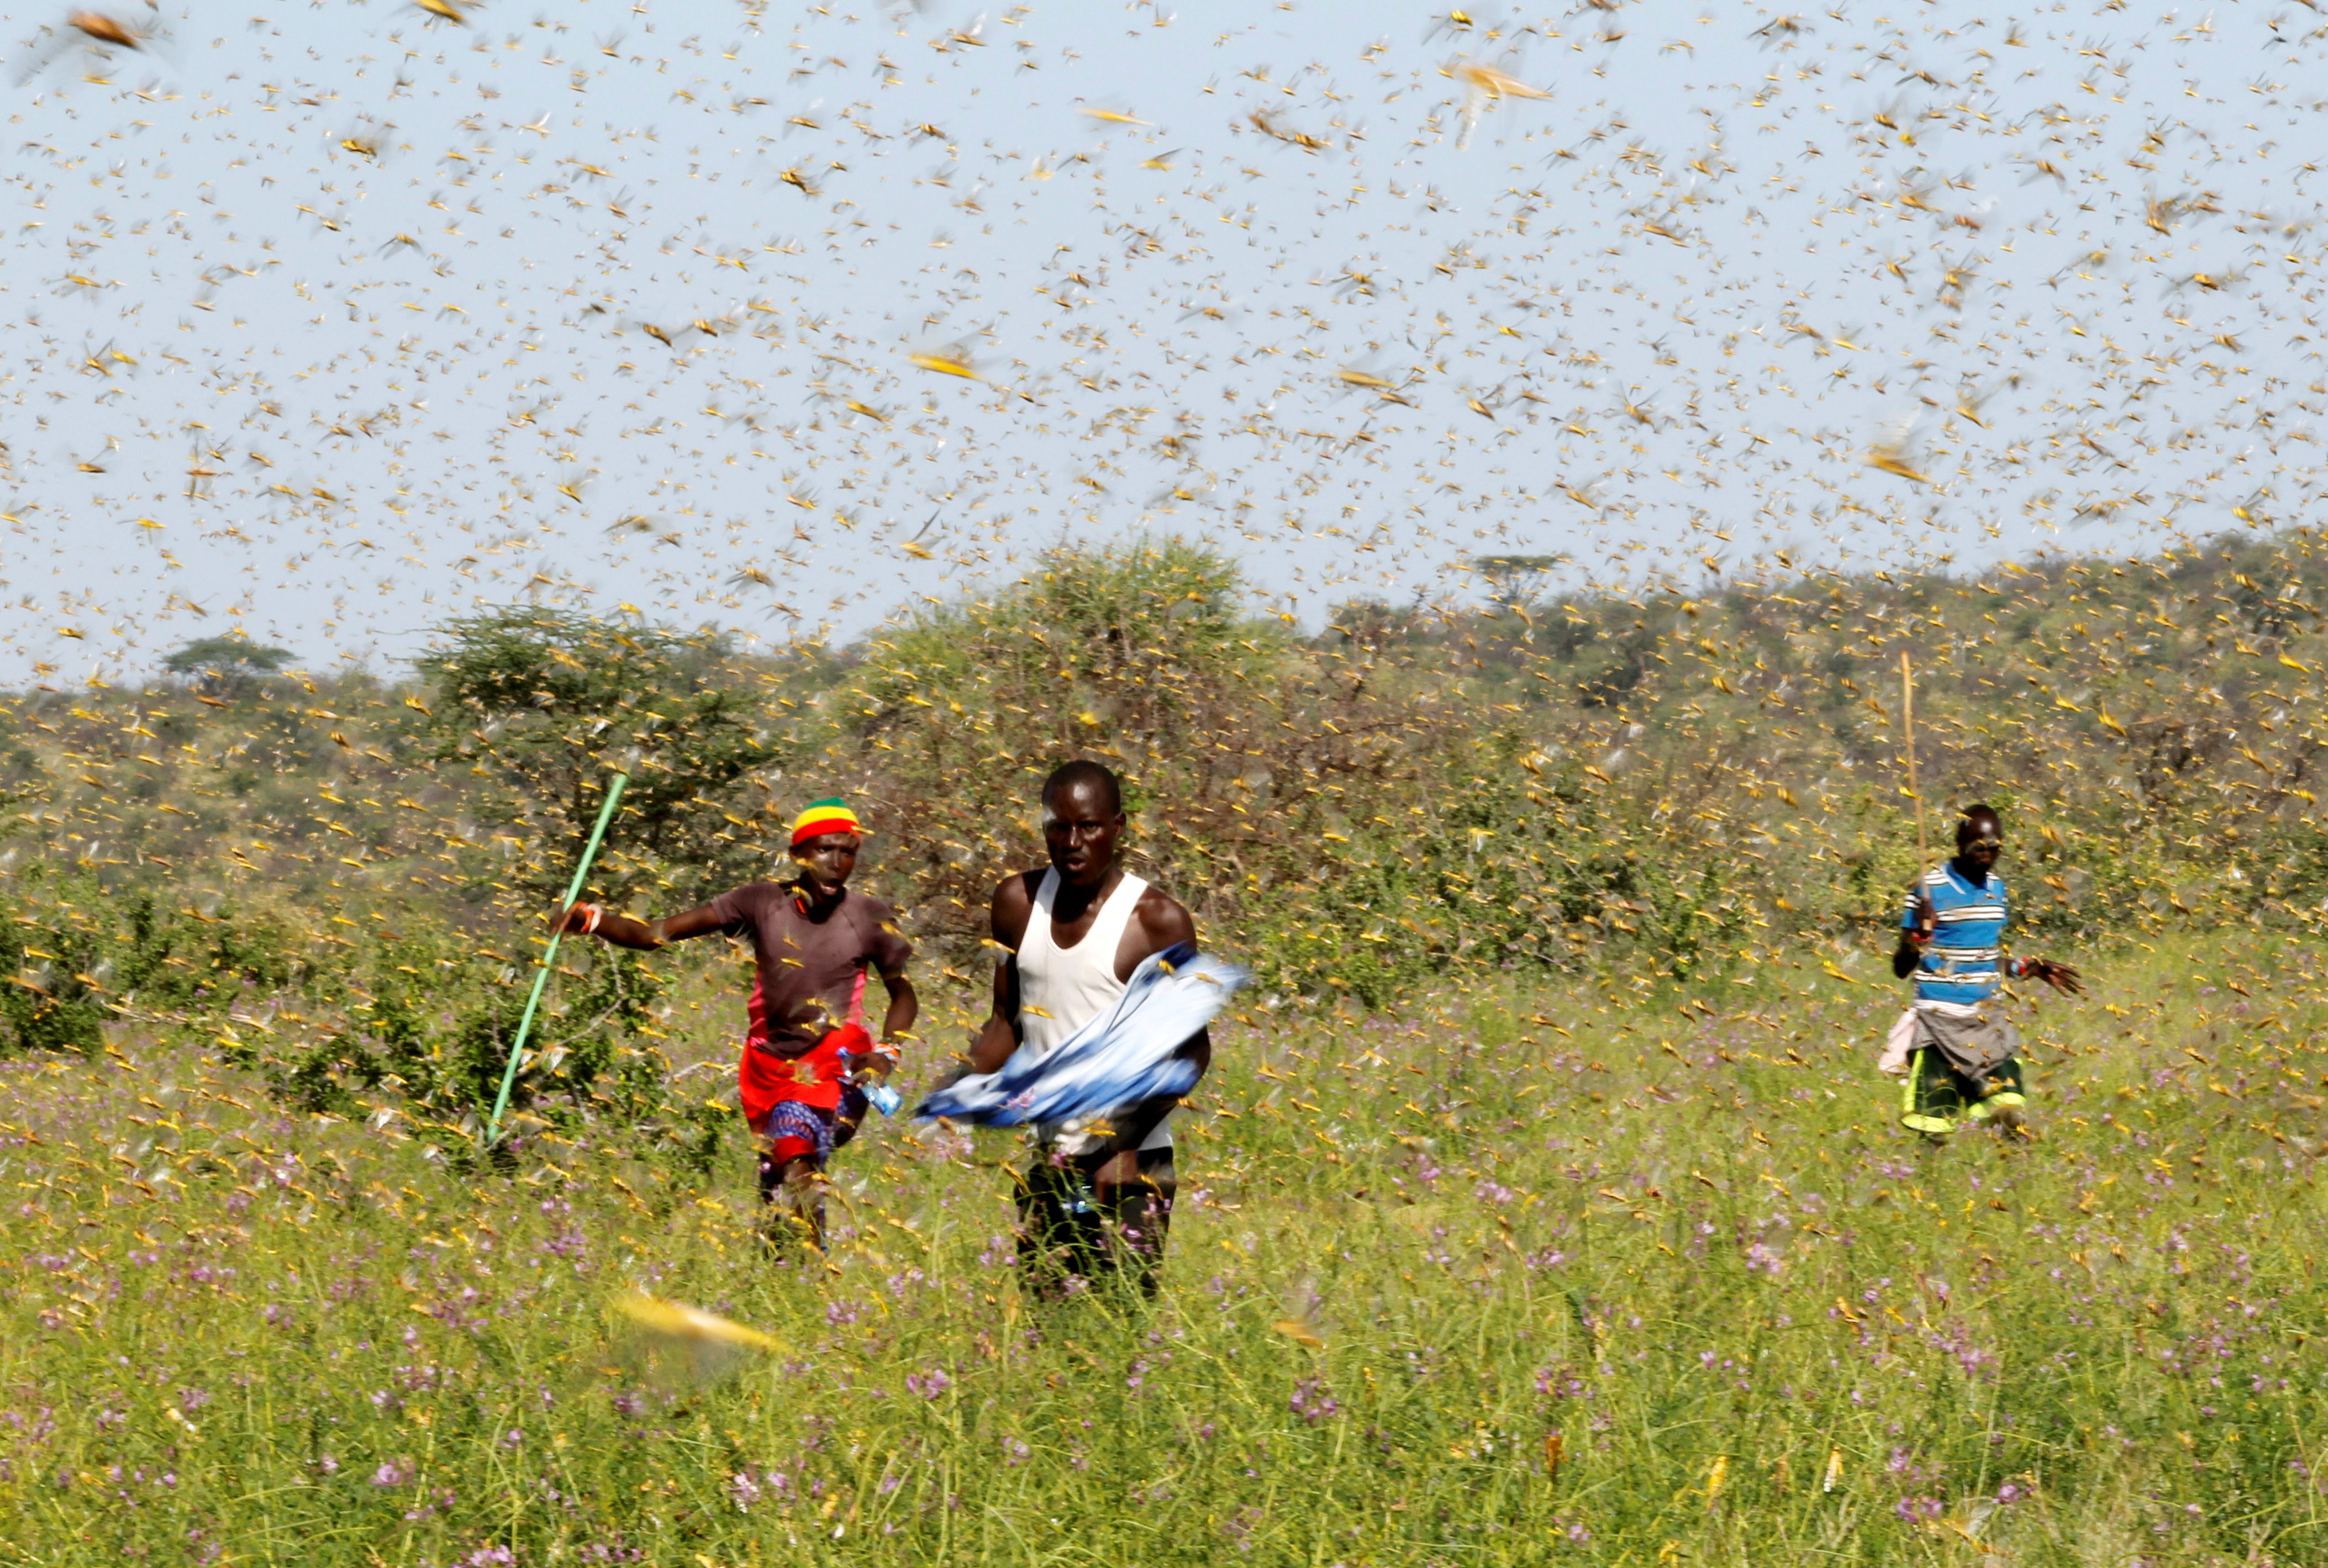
top-left (1016, 868), bottom-right (1169, 1152)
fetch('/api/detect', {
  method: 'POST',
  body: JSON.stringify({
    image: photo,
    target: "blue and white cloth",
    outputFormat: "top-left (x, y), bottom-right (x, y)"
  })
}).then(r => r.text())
top-left (1900, 863), bottom-right (2008, 1005)
top-left (914, 942), bottom-right (1246, 1128)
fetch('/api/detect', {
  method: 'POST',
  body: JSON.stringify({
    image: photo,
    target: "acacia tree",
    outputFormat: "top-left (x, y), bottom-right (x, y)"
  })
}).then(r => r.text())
top-left (1468, 553), bottom-right (1566, 616)
top-left (160, 636), bottom-right (295, 697)
top-left (414, 607), bottom-right (788, 906)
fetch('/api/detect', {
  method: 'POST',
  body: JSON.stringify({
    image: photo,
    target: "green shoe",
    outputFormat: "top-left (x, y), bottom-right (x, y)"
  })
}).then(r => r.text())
top-left (1902, 1112), bottom-right (1957, 1136)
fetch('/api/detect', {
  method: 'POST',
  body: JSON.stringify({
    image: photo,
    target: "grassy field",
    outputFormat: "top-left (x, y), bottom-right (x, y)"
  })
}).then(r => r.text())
top-left (6, 932), bottom-right (2328, 1567)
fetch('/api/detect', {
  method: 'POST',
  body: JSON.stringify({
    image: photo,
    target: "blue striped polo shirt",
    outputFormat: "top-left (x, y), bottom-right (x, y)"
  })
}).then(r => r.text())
top-left (1900, 862), bottom-right (2007, 1005)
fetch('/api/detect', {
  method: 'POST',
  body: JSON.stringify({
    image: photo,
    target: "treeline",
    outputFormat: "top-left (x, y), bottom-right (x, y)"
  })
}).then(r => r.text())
top-left (6, 530), bottom-right (2327, 1122)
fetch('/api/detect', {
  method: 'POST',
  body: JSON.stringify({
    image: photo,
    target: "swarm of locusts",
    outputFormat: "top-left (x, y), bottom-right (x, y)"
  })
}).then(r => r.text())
top-left (8, 0), bottom-right (2328, 1561)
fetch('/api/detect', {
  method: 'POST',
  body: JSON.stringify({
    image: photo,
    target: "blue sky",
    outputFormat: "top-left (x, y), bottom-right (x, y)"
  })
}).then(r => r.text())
top-left (1, 0), bottom-right (2321, 684)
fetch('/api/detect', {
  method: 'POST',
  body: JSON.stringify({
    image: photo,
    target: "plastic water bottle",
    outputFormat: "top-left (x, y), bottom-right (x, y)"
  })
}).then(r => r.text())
top-left (864, 1082), bottom-right (902, 1117)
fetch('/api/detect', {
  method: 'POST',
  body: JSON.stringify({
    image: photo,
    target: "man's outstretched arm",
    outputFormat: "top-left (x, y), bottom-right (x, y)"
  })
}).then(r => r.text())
top-left (555, 901), bottom-right (728, 951)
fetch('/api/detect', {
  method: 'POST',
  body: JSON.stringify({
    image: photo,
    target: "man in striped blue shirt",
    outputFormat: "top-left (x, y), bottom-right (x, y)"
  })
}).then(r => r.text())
top-left (1883, 803), bottom-right (2082, 1137)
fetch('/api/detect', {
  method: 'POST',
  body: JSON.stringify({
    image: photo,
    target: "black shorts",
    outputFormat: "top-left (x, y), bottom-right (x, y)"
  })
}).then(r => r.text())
top-left (1013, 1145), bottom-right (1176, 1294)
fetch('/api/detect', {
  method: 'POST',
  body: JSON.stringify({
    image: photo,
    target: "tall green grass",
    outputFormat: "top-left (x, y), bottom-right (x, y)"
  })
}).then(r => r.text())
top-left (6, 932), bottom-right (2328, 1565)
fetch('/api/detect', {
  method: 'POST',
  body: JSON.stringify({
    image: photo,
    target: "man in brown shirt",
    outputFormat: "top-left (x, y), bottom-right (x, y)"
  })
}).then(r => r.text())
top-left (558, 798), bottom-right (916, 1249)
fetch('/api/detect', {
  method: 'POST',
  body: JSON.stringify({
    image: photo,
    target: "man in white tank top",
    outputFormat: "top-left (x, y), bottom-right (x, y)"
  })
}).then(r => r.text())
top-left (966, 759), bottom-right (1208, 1297)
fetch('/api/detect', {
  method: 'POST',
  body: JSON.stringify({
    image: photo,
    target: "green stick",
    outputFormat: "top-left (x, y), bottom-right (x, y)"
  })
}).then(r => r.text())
top-left (1900, 650), bottom-right (1927, 869)
top-left (486, 769), bottom-right (629, 1145)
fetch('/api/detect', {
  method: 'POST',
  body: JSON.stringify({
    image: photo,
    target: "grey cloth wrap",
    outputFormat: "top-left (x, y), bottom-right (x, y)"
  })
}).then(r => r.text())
top-left (1910, 1008), bottom-right (2021, 1078)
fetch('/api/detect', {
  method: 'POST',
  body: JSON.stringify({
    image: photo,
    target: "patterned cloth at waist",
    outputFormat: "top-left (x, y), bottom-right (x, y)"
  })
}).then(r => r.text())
top-left (1909, 1006), bottom-right (2020, 1077)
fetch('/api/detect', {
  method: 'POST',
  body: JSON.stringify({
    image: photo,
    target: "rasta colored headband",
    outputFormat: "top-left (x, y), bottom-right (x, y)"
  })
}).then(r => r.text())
top-left (791, 798), bottom-right (863, 848)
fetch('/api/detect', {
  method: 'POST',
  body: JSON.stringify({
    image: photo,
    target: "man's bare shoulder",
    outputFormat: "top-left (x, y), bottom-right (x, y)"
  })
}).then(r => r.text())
top-left (1133, 879), bottom-right (1189, 917)
top-left (1132, 881), bottom-right (1195, 948)
top-left (989, 868), bottom-right (1045, 911)
top-left (988, 868), bottom-right (1045, 948)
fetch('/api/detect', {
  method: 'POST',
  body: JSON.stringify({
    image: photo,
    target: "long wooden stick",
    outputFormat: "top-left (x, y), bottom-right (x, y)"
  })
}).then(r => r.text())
top-left (1899, 650), bottom-right (1927, 870)
top-left (487, 769), bottom-right (629, 1144)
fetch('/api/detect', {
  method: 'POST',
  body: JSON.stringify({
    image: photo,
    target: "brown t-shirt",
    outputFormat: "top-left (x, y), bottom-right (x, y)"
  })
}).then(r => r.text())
top-left (705, 883), bottom-right (913, 1058)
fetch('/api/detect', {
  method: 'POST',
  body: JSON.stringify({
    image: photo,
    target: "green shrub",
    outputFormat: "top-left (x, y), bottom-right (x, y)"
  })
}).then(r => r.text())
top-left (0, 865), bottom-right (300, 1058)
